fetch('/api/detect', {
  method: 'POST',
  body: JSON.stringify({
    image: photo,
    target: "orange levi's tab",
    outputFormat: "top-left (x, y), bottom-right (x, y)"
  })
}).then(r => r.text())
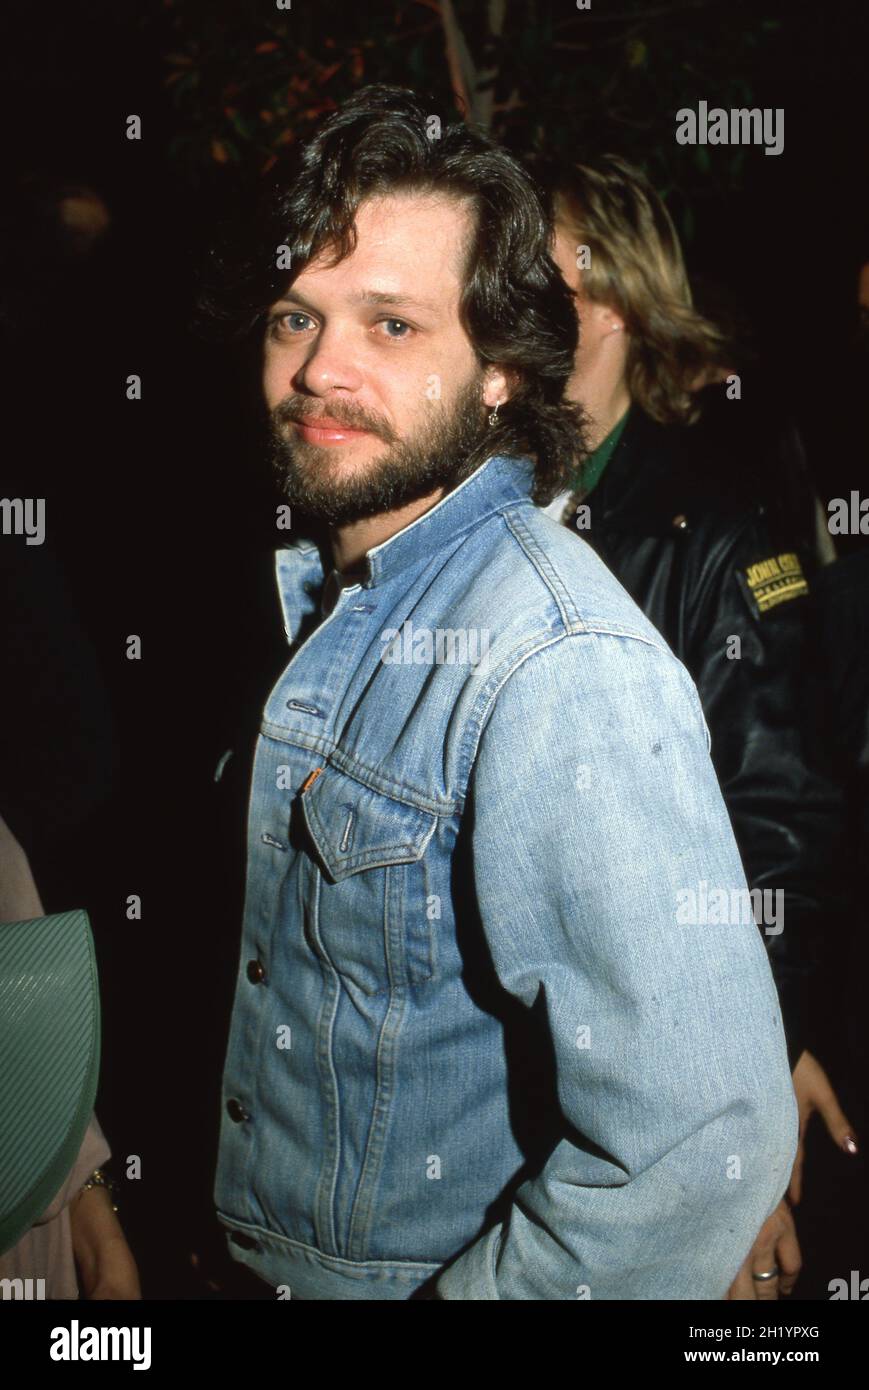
top-left (300, 767), bottom-right (324, 794)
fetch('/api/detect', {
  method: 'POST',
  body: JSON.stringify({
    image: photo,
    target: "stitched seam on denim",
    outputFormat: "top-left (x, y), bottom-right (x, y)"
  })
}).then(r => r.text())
top-left (460, 627), bottom-right (672, 782)
top-left (217, 1212), bottom-right (441, 1273)
top-left (503, 509), bottom-right (588, 632)
top-left (366, 481), bottom-right (532, 582)
top-left (309, 869), bottom-right (342, 1257)
top-left (347, 963), bottom-right (406, 1260)
top-left (315, 750), bottom-right (455, 817)
top-left (260, 725), bottom-right (337, 757)
top-left (454, 630), bottom-right (571, 795)
top-left (303, 784), bottom-right (438, 877)
top-left (419, 851), bottom-right (437, 982)
top-left (260, 727), bottom-right (455, 815)
top-left (236, 798), bottom-right (294, 1230)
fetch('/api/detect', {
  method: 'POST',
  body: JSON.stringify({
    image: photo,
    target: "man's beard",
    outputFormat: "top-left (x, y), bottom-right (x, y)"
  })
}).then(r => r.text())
top-left (266, 371), bottom-right (491, 527)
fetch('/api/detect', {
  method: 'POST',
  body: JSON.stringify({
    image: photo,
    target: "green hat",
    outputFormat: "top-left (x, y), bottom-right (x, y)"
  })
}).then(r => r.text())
top-left (0, 909), bottom-right (101, 1254)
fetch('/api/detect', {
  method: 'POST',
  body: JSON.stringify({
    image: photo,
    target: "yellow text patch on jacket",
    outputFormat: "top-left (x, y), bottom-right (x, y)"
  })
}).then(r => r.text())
top-left (743, 552), bottom-right (809, 614)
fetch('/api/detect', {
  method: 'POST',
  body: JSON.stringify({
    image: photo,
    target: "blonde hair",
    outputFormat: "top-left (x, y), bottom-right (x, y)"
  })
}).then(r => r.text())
top-left (542, 155), bottom-right (733, 425)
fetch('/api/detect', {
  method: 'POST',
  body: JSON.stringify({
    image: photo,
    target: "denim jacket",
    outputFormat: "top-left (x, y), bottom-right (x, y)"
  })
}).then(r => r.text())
top-left (214, 452), bottom-right (798, 1300)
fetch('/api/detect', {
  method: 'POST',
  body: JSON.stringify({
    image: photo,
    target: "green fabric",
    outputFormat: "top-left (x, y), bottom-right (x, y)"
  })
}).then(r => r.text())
top-left (571, 404), bottom-right (631, 496)
top-left (0, 909), bottom-right (101, 1254)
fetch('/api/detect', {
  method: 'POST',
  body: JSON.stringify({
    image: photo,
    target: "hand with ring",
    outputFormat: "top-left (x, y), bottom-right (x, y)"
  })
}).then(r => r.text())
top-left (726, 1199), bottom-right (801, 1300)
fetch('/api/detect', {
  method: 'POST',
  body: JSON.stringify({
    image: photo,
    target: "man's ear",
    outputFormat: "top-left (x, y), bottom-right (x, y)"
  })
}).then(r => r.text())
top-left (482, 366), bottom-right (517, 408)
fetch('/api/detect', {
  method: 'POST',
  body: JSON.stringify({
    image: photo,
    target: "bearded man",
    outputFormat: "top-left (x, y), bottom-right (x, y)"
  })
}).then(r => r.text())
top-left (207, 87), bottom-right (797, 1301)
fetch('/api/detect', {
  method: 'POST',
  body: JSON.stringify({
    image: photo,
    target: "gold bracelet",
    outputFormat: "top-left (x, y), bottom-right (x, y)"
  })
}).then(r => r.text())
top-left (79, 1168), bottom-right (119, 1213)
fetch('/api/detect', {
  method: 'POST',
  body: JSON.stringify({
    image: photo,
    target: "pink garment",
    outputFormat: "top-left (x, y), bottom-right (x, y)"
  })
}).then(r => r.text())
top-left (0, 1111), bottom-right (110, 1299)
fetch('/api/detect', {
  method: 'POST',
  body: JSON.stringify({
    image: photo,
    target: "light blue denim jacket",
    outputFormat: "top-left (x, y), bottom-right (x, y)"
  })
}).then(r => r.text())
top-left (214, 452), bottom-right (798, 1300)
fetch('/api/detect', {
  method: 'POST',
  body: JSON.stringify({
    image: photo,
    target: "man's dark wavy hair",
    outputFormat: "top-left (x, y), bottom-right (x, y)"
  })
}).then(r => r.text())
top-left (197, 84), bottom-right (585, 504)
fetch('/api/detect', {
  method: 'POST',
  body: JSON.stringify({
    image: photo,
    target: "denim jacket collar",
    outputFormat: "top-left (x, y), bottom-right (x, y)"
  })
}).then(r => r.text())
top-left (278, 452), bottom-right (533, 582)
top-left (364, 453), bottom-right (535, 586)
top-left (273, 453), bottom-right (535, 644)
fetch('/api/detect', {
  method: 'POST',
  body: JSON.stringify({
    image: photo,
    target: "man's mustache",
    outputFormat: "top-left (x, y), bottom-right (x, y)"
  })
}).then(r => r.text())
top-left (272, 395), bottom-right (398, 443)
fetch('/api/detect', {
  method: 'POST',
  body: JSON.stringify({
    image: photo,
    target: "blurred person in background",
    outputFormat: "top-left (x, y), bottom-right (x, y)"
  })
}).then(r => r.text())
top-left (527, 152), bottom-right (858, 1300)
top-left (0, 540), bottom-right (139, 1299)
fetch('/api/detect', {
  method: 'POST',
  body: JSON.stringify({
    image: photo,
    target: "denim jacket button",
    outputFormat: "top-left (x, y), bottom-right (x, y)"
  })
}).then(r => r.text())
top-left (246, 959), bottom-right (266, 984)
top-left (226, 1098), bottom-right (250, 1123)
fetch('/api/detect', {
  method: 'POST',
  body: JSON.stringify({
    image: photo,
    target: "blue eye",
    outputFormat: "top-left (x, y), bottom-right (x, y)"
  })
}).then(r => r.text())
top-left (268, 311), bottom-right (314, 338)
top-left (382, 318), bottom-right (411, 338)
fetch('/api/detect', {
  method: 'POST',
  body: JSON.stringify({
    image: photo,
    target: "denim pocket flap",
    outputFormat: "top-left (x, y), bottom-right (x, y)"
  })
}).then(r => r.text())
top-left (300, 765), bottom-right (437, 882)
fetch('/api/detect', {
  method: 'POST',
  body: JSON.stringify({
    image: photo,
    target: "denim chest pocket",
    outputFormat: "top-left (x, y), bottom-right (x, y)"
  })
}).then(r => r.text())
top-left (299, 764), bottom-right (440, 995)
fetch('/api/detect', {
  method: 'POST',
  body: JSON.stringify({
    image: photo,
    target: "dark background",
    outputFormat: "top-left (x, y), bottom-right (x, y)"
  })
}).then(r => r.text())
top-left (0, 0), bottom-right (866, 1299)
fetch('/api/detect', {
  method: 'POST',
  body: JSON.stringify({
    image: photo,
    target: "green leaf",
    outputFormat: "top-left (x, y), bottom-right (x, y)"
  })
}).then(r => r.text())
top-left (228, 111), bottom-right (255, 140)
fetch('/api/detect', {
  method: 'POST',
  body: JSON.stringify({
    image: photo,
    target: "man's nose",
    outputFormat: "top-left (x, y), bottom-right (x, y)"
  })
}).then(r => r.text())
top-left (295, 325), bottom-right (364, 396)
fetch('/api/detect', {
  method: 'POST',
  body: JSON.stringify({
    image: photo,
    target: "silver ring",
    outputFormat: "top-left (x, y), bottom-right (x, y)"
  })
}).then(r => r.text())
top-left (751, 1266), bottom-right (780, 1281)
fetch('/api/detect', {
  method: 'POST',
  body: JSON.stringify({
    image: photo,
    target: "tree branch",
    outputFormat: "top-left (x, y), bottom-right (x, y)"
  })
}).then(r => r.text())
top-left (475, 0), bottom-right (506, 130)
top-left (438, 0), bottom-right (476, 120)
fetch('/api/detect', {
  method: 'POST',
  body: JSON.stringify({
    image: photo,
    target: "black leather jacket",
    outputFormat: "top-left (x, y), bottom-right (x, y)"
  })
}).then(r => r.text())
top-left (815, 553), bottom-right (869, 847)
top-left (561, 390), bottom-right (846, 1071)
top-left (811, 551), bottom-right (869, 1069)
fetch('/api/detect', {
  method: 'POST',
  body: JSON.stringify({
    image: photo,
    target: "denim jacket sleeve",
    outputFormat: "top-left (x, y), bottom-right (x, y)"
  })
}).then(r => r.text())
top-left (434, 629), bottom-right (798, 1300)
